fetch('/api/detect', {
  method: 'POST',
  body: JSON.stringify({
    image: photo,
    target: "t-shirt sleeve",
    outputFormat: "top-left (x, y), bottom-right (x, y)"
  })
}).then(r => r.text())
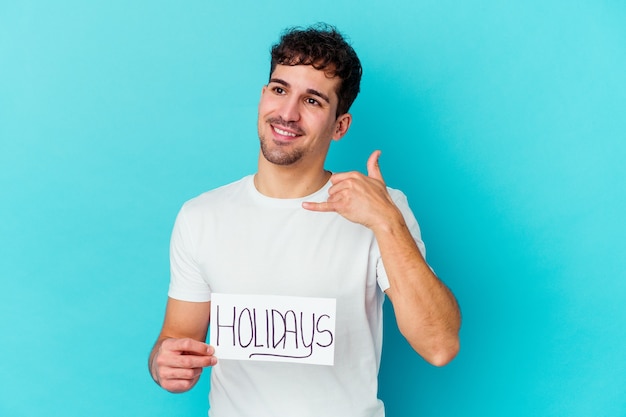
top-left (376, 189), bottom-right (428, 292)
top-left (168, 205), bottom-right (212, 302)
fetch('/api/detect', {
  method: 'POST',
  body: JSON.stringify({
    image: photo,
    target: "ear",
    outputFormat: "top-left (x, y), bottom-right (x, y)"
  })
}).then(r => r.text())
top-left (332, 113), bottom-right (352, 141)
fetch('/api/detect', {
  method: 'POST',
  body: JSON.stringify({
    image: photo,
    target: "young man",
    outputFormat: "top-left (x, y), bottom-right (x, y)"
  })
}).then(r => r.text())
top-left (149, 24), bottom-right (461, 416)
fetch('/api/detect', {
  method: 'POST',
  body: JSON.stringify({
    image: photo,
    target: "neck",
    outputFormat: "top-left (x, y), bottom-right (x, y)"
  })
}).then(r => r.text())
top-left (254, 154), bottom-right (331, 198)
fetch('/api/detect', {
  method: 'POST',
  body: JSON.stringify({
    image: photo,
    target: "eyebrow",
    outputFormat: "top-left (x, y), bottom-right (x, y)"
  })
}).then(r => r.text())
top-left (269, 78), bottom-right (331, 104)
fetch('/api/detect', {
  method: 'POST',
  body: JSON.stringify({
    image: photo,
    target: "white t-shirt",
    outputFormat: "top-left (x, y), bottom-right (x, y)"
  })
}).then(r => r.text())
top-left (169, 175), bottom-right (426, 417)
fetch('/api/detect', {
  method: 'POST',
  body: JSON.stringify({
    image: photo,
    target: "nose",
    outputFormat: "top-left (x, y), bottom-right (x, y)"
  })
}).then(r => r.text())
top-left (278, 96), bottom-right (301, 122)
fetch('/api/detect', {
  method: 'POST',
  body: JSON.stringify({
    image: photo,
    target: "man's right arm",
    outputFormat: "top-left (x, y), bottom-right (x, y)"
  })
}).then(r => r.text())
top-left (149, 297), bottom-right (216, 393)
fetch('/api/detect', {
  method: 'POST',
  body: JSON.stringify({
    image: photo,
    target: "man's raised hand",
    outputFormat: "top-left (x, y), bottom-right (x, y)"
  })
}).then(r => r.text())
top-left (303, 150), bottom-right (402, 231)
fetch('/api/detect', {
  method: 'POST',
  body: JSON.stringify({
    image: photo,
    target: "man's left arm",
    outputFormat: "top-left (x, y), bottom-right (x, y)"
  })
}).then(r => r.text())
top-left (303, 150), bottom-right (461, 366)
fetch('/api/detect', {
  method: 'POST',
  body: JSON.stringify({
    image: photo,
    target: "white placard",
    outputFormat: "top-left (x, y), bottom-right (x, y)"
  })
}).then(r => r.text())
top-left (209, 293), bottom-right (336, 366)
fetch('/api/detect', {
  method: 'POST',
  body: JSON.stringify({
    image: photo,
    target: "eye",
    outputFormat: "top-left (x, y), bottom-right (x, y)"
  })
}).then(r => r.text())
top-left (272, 86), bottom-right (286, 95)
top-left (306, 97), bottom-right (321, 106)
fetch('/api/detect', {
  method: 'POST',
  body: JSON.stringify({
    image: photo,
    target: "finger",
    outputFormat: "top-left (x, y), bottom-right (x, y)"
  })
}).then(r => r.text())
top-left (164, 338), bottom-right (214, 356)
top-left (157, 347), bottom-right (216, 369)
top-left (157, 364), bottom-right (205, 393)
top-left (161, 365), bottom-right (205, 381)
top-left (161, 377), bottom-right (200, 394)
top-left (329, 171), bottom-right (364, 184)
top-left (366, 150), bottom-right (384, 182)
top-left (301, 201), bottom-right (336, 212)
top-left (170, 353), bottom-right (216, 369)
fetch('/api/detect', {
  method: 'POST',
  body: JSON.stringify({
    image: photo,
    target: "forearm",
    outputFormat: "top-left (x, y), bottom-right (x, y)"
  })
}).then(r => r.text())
top-left (374, 212), bottom-right (461, 366)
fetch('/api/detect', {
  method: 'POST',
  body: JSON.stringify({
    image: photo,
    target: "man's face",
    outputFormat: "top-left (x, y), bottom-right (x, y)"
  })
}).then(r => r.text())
top-left (257, 64), bottom-right (346, 168)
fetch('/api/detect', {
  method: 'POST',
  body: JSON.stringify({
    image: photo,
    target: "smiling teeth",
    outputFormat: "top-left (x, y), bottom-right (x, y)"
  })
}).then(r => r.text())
top-left (274, 127), bottom-right (297, 137)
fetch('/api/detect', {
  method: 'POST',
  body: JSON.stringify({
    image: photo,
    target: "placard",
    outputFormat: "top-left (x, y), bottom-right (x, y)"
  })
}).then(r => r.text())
top-left (209, 293), bottom-right (336, 365)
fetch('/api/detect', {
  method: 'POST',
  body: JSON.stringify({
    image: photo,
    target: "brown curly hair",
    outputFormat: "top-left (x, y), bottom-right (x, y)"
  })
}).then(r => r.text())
top-left (270, 23), bottom-right (362, 118)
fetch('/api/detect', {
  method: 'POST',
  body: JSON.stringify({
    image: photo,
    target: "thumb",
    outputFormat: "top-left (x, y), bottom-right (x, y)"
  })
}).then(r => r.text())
top-left (367, 150), bottom-right (384, 182)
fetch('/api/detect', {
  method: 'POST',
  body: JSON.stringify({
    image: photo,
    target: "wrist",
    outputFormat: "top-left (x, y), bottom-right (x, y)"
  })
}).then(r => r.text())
top-left (371, 207), bottom-right (406, 235)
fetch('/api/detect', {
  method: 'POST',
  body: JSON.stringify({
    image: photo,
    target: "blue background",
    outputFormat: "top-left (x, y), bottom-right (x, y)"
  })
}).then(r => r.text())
top-left (1, 1), bottom-right (625, 416)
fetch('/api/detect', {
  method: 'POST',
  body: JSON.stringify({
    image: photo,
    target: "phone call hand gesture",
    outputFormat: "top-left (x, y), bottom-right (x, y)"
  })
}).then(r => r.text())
top-left (303, 150), bottom-right (402, 231)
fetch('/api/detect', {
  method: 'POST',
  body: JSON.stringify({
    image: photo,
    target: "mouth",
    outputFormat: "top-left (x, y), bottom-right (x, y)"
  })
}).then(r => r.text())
top-left (271, 123), bottom-right (303, 141)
